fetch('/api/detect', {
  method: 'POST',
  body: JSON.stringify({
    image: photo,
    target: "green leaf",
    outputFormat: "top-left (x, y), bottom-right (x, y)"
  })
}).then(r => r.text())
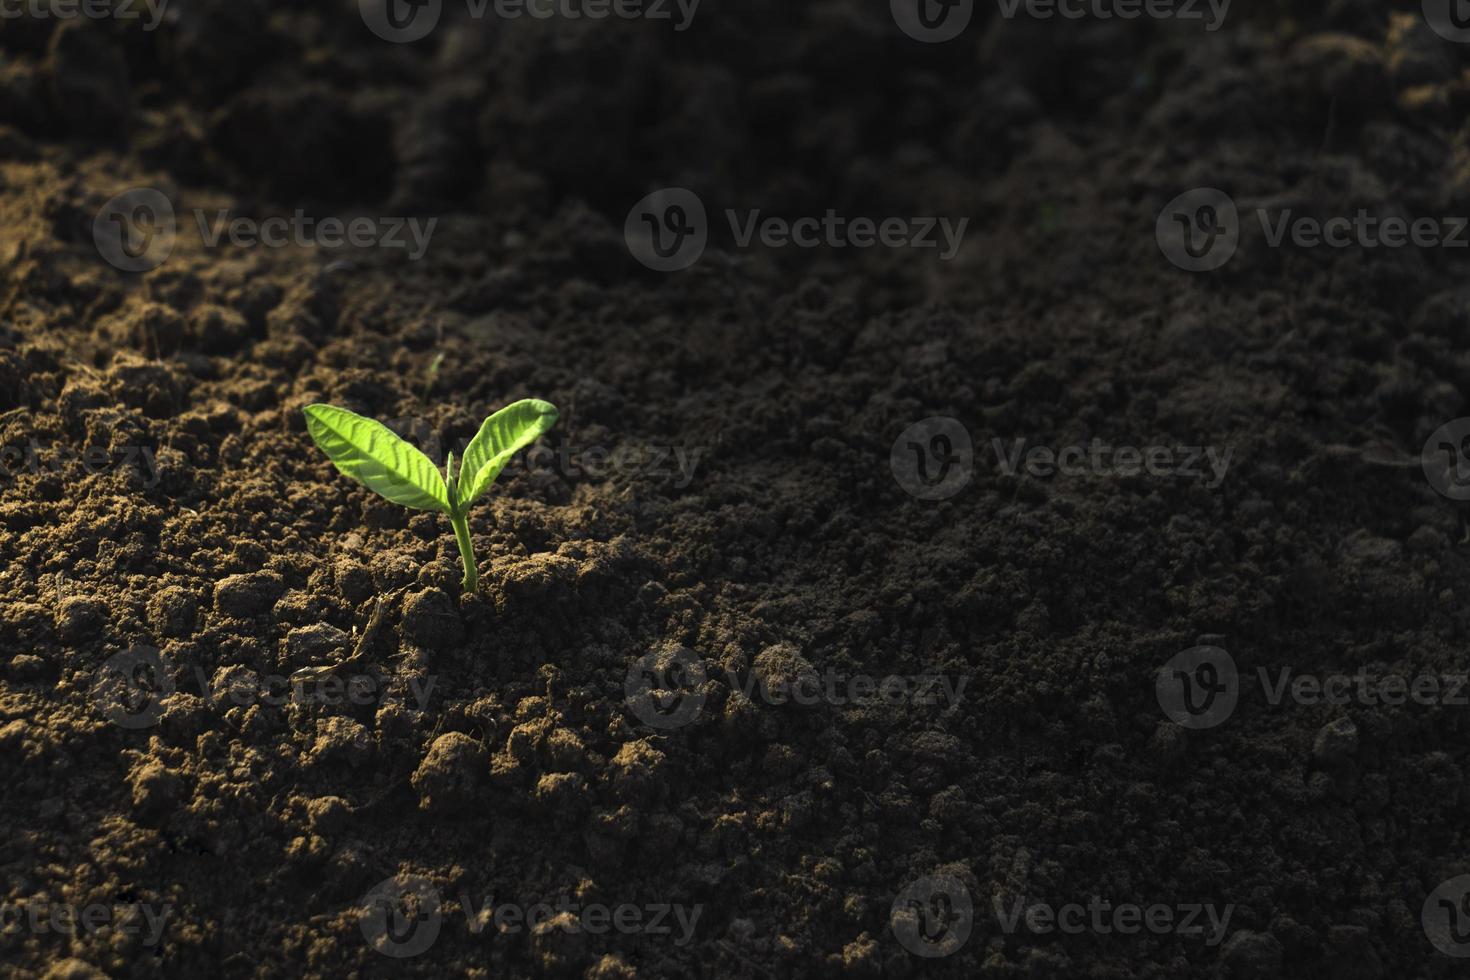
top-left (304, 404), bottom-right (451, 513)
top-left (455, 398), bottom-right (559, 511)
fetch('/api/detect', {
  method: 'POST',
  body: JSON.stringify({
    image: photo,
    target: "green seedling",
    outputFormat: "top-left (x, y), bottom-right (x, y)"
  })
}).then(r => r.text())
top-left (421, 351), bottom-right (446, 400)
top-left (304, 399), bottom-right (559, 592)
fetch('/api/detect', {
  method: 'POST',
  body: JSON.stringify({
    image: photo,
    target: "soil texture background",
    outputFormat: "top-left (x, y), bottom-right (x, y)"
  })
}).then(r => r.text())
top-left (3, 1), bottom-right (1470, 977)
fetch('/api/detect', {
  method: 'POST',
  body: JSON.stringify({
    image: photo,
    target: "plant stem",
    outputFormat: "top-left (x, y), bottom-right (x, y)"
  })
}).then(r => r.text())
top-left (450, 512), bottom-right (478, 593)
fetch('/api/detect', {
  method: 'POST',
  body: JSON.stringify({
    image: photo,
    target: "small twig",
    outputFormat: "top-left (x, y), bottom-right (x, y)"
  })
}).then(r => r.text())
top-left (290, 587), bottom-right (405, 681)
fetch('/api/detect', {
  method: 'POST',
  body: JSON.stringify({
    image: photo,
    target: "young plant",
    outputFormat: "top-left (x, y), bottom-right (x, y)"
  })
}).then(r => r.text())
top-left (303, 399), bottom-right (558, 592)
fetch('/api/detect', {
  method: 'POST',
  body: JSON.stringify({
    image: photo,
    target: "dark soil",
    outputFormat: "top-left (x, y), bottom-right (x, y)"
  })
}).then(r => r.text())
top-left (4, 1), bottom-right (1470, 977)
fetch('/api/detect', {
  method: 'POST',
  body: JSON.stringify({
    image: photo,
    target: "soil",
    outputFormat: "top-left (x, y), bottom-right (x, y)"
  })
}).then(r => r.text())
top-left (4, 1), bottom-right (1470, 977)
